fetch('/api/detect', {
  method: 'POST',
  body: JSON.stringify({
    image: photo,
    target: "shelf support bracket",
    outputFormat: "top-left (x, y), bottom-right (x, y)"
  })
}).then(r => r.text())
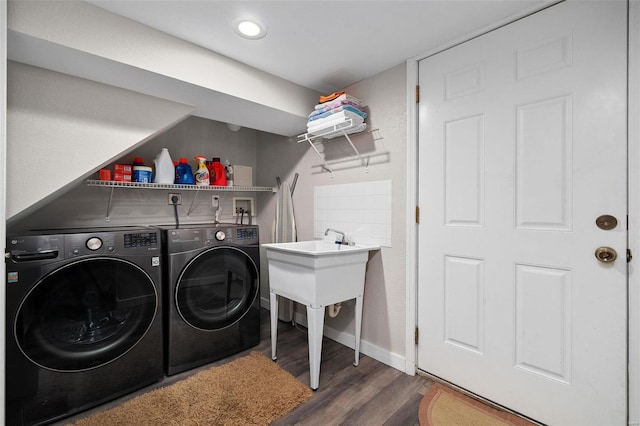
top-left (187, 188), bottom-right (201, 217)
top-left (338, 127), bottom-right (369, 173)
top-left (105, 186), bottom-right (114, 222)
top-left (306, 139), bottom-right (333, 175)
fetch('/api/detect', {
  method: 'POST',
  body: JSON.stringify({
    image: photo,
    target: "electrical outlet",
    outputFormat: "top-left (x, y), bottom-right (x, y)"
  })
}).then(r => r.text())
top-left (168, 193), bottom-right (182, 205)
top-left (212, 195), bottom-right (219, 208)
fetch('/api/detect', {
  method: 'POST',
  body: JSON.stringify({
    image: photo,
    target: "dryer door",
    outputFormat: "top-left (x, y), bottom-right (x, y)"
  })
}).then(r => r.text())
top-left (15, 258), bottom-right (158, 372)
top-left (176, 246), bottom-right (259, 330)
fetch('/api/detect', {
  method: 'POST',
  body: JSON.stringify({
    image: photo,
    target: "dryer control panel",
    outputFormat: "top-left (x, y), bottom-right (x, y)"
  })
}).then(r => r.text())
top-left (162, 224), bottom-right (259, 250)
top-left (236, 226), bottom-right (258, 242)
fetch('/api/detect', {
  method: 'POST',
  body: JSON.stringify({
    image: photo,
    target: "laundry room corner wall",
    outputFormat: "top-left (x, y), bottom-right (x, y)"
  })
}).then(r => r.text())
top-left (8, 116), bottom-right (260, 233)
top-left (6, 62), bottom-right (194, 225)
top-left (256, 63), bottom-right (408, 371)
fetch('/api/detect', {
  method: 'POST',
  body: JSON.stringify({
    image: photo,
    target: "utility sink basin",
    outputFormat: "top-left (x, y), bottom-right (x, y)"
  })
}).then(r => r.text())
top-left (263, 240), bottom-right (379, 256)
top-left (262, 240), bottom-right (379, 307)
top-left (263, 240), bottom-right (379, 390)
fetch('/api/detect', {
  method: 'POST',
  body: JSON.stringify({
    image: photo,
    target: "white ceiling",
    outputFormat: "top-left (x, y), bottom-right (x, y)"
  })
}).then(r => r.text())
top-left (87, 0), bottom-right (550, 94)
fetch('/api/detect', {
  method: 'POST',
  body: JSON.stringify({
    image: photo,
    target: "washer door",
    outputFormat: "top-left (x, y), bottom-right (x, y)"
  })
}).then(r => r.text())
top-left (176, 246), bottom-right (259, 331)
top-left (15, 258), bottom-right (158, 372)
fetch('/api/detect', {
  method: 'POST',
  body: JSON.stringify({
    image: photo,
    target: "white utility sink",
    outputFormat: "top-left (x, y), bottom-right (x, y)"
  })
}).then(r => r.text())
top-left (263, 240), bottom-right (378, 255)
top-left (263, 240), bottom-right (379, 390)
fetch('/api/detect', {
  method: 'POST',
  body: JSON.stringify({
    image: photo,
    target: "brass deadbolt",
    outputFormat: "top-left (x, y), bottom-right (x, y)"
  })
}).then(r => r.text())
top-left (596, 215), bottom-right (618, 230)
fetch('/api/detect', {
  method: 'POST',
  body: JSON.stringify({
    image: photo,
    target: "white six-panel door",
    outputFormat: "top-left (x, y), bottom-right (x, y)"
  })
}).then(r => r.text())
top-left (417, 2), bottom-right (628, 425)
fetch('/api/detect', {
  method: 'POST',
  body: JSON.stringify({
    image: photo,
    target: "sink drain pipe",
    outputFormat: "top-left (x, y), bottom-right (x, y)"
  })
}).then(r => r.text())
top-left (327, 302), bottom-right (342, 318)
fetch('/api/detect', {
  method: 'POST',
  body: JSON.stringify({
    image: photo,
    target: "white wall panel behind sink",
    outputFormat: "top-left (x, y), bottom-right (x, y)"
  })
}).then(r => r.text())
top-left (314, 180), bottom-right (392, 247)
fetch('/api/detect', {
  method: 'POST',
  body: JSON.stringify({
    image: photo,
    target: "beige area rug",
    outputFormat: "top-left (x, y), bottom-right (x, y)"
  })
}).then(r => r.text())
top-left (71, 352), bottom-right (313, 426)
top-left (418, 383), bottom-right (536, 426)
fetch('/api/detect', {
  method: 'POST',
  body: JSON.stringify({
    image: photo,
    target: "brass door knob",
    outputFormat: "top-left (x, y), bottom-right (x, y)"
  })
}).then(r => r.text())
top-left (595, 247), bottom-right (617, 263)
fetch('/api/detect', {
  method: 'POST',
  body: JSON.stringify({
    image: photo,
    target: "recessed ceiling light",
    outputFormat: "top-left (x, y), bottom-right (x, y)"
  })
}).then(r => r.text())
top-left (233, 17), bottom-right (267, 40)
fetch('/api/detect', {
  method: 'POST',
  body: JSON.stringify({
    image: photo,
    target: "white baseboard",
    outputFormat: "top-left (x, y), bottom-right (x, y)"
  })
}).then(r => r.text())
top-left (321, 320), bottom-right (407, 372)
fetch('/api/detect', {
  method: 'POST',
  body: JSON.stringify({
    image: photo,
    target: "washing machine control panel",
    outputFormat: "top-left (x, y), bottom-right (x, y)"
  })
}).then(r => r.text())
top-left (66, 231), bottom-right (159, 256)
top-left (123, 232), bottom-right (158, 248)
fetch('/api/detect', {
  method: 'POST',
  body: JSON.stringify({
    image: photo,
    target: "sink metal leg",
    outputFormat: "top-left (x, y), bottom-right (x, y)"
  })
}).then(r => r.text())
top-left (307, 305), bottom-right (325, 390)
top-left (270, 292), bottom-right (279, 361)
top-left (354, 294), bottom-right (363, 367)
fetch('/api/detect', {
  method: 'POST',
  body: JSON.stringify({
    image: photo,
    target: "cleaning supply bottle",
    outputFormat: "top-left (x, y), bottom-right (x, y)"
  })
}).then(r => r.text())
top-left (206, 160), bottom-right (216, 184)
top-left (175, 157), bottom-right (195, 185)
top-left (153, 148), bottom-right (175, 184)
top-left (131, 156), bottom-right (152, 183)
top-left (194, 155), bottom-right (210, 186)
top-left (225, 159), bottom-right (234, 186)
top-left (211, 157), bottom-right (227, 186)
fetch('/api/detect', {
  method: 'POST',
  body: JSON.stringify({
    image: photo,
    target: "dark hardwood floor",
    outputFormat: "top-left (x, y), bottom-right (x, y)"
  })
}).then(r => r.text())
top-left (267, 314), bottom-right (432, 425)
top-left (58, 308), bottom-right (432, 425)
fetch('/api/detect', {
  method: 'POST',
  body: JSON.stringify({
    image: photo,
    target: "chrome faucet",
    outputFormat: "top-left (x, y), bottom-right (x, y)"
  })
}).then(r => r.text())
top-left (325, 228), bottom-right (347, 245)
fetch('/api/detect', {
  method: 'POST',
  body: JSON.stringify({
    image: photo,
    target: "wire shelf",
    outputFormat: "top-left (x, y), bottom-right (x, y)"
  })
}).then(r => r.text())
top-left (86, 180), bottom-right (274, 192)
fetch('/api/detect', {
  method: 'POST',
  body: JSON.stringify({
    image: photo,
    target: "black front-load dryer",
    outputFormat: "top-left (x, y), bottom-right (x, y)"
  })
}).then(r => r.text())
top-left (158, 224), bottom-right (260, 376)
top-left (5, 227), bottom-right (163, 426)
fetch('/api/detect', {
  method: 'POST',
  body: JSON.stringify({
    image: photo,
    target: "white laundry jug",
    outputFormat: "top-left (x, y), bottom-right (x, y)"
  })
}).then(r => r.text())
top-left (153, 148), bottom-right (175, 184)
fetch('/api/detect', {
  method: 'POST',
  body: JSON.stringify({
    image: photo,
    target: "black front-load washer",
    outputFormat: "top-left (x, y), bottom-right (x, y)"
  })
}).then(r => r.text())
top-left (157, 224), bottom-right (260, 376)
top-left (5, 227), bottom-right (164, 426)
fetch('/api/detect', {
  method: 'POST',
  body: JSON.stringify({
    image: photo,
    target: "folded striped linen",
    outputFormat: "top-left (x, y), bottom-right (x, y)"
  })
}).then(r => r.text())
top-left (307, 110), bottom-right (364, 130)
top-left (310, 100), bottom-right (365, 117)
top-left (308, 105), bottom-right (368, 122)
top-left (307, 110), bottom-right (364, 133)
top-left (319, 90), bottom-right (346, 103)
top-left (314, 93), bottom-right (363, 109)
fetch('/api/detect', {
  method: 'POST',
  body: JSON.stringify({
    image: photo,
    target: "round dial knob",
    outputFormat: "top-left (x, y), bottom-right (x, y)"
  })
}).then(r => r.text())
top-left (86, 237), bottom-right (103, 251)
top-left (215, 230), bottom-right (226, 241)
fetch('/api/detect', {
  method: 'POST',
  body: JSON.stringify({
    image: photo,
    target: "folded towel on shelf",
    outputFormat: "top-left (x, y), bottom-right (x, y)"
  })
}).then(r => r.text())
top-left (309, 101), bottom-right (366, 117)
top-left (307, 110), bottom-right (364, 133)
top-left (319, 90), bottom-right (346, 103)
top-left (314, 93), bottom-right (363, 109)
top-left (307, 110), bottom-right (364, 129)
top-left (308, 105), bottom-right (368, 122)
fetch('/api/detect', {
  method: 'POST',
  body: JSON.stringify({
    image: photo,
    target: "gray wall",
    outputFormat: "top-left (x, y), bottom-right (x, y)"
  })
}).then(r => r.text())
top-left (6, 61), bottom-right (193, 223)
top-left (8, 116), bottom-right (263, 233)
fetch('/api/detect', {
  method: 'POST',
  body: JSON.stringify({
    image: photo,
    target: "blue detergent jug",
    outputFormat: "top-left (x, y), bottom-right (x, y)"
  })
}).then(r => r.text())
top-left (175, 157), bottom-right (195, 184)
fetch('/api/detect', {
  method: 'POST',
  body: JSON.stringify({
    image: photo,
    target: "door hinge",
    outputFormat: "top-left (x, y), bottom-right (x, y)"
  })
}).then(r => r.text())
top-left (628, 249), bottom-right (633, 263)
top-left (416, 85), bottom-right (420, 103)
top-left (415, 326), bottom-right (419, 345)
top-left (415, 206), bottom-right (420, 224)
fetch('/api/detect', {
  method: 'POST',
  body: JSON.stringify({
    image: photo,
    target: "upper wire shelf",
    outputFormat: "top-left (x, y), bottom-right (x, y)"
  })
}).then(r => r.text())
top-left (86, 180), bottom-right (274, 192)
top-left (297, 118), bottom-right (376, 174)
top-left (86, 179), bottom-right (274, 221)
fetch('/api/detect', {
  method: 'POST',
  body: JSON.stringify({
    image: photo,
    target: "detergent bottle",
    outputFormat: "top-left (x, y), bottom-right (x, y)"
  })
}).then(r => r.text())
top-left (153, 148), bottom-right (174, 184)
top-left (194, 155), bottom-right (210, 186)
top-left (175, 157), bottom-right (195, 185)
top-left (211, 157), bottom-right (227, 186)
